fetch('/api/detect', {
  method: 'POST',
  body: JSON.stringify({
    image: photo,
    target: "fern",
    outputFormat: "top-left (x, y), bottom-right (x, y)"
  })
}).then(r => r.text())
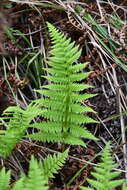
top-left (0, 167), bottom-right (10, 190)
top-left (80, 143), bottom-right (124, 190)
top-left (0, 150), bottom-right (68, 190)
top-left (24, 156), bottom-right (48, 190)
top-left (12, 177), bottom-right (25, 190)
top-left (0, 103), bottom-right (42, 158)
top-left (41, 148), bottom-right (68, 181)
top-left (26, 22), bottom-right (98, 146)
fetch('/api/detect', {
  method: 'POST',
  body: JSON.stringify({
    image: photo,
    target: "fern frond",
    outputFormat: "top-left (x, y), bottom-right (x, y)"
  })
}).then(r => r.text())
top-left (0, 168), bottom-right (10, 190)
top-left (80, 142), bottom-right (124, 190)
top-left (27, 22), bottom-right (98, 146)
top-left (0, 103), bottom-right (42, 158)
top-left (43, 71), bottom-right (91, 83)
top-left (0, 151), bottom-right (68, 190)
top-left (0, 107), bottom-right (27, 157)
top-left (63, 135), bottom-right (86, 146)
top-left (31, 122), bottom-right (62, 133)
top-left (42, 83), bottom-right (92, 92)
top-left (70, 126), bottom-right (97, 139)
top-left (72, 93), bottom-right (97, 102)
top-left (35, 90), bottom-right (97, 103)
top-left (41, 149), bottom-right (68, 181)
top-left (24, 156), bottom-right (48, 190)
top-left (12, 177), bottom-right (25, 190)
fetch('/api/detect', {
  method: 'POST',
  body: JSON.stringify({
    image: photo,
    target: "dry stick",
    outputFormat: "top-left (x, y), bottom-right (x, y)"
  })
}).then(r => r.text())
top-left (119, 93), bottom-right (127, 182)
top-left (98, 52), bottom-right (116, 95)
top-left (9, 0), bottom-right (65, 10)
top-left (113, 70), bottom-right (127, 182)
top-left (22, 139), bottom-right (127, 174)
top-left (66, 152), bottom-right (100, 186)
top-left (96, 54), bottom-right (126, 170)
top-left (96, 0), bottom-right (105, 21)
top-left (97, 115), bottom-right (119, 145)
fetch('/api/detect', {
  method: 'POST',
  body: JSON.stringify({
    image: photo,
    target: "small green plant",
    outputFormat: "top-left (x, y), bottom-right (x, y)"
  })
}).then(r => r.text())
top-left (0, 104), bottom-right (42, 157)
top-left (26, 22), bottom-right (98, 146)
top-left (0, 149), bottom-right (68, 190)
top-left (80, 143), bottom-right (124, 190)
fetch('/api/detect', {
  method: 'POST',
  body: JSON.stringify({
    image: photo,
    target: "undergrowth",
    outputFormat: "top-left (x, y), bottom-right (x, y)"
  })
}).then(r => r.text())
top-left (0, 1), bottom-right (127, 188)
top-left (0, 22), bottom-right (98, 158)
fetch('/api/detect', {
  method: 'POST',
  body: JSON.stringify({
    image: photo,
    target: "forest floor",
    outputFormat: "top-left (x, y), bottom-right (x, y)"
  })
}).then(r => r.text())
top-left (0, 0), bottom-right (127, 189)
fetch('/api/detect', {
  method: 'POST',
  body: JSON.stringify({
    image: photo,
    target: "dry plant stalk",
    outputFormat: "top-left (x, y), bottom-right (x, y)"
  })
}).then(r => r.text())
top-left (0, 7), bottom-right (10, 54)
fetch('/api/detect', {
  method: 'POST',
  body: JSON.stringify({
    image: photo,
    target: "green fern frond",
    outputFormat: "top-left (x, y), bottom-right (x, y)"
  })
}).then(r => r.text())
top-left (0, 103), bottom-right (42, 158)
top-left (0, 150), bottom-right (68, 190)
top-left (41, 149), bottom-right (68, 181)
top-left (0, 168), bottom-right (10, 190)
top-left (42, 83), bottom-right (93, 92)
top-left (80, 143), bottom-right (124, 190)
top-left (35, 90), bottom-right (97, 103)
top-left (31, 122), bottom-right (62, 133)
top-left (12, 177), bottom-right (25, 190)
top-left (0, 107), bottom-right (27, 157)
top-left (69, 62), bottom-right (89, 72)
top-left (63, 135), bottom-right (86, 146)
top-left (24, 156), bottom-right (48, 190)
top-left (27, 22), bottom-right (98, 146)
top-left (43, 71), bottom-right (92, 83)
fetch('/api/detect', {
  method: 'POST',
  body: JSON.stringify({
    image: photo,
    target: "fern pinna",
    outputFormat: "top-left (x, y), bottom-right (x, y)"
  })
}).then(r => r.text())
top-left (27, 22), bottom-right (98, 146)
top-left (80, 143), bottom-right (124, 190)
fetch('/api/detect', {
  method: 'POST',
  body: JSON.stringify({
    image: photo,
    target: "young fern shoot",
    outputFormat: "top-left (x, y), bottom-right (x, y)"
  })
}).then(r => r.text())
top-left (27, 22), bottom-right (98, 146)
top-left (80, 143), bottom-right (124, 190)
